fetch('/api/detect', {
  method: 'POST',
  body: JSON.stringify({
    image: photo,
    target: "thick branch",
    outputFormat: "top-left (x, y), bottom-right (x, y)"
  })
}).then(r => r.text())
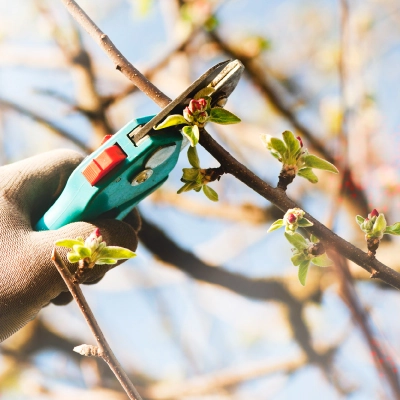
top-left (198, 129), bottom-right (400, 290)
top-left (139, 216), bottom-right (329, 366)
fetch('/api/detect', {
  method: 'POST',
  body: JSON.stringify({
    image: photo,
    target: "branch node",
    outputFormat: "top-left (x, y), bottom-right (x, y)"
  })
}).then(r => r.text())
top-left (74, 344), bottom-right (103, 357)
top-left (370, 268), bottom-right (381, 279)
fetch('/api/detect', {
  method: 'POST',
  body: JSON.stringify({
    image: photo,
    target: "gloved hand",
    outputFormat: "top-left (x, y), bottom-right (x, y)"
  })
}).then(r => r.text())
top-left (0, 149), bottom-right (140, 342)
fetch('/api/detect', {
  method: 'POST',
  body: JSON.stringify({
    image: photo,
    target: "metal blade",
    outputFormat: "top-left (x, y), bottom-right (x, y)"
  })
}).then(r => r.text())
top-left (130, 59), bottom-right (244, 145)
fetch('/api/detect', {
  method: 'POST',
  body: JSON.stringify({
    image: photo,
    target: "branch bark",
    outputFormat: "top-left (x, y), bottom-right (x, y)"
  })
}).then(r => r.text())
top-left (51, 249), bottom-right (143, 400)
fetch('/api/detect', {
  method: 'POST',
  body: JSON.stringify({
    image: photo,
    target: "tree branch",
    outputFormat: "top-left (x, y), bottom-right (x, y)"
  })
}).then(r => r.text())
top-left (51, 249), bottom-right (143, 400)
top-left (60, 0), bottom-right (170, 108)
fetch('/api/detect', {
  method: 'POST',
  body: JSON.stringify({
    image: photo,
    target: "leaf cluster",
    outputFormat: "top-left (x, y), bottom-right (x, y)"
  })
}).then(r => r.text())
top-left (261, 130), bottom-right (338, 183)
top-left (178, 146), bottom-right (219, 201)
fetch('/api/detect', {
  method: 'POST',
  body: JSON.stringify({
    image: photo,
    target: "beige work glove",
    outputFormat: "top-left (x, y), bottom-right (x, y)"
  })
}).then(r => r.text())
top-left (0, 149), bottom-right (140, 342)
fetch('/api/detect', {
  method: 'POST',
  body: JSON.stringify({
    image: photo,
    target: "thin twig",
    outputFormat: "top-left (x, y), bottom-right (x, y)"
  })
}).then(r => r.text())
top-left (59, 0), bottom-right (400, 291)
top-left (60, 0), bottom-right (170, 108)
top-left (51, 249), bottom-right (143, 400)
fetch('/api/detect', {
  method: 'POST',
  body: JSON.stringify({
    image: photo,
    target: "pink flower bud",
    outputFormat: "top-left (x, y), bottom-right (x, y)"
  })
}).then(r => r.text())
top-left (189, 99), bottom-right (207, 113)
top-left (287, 214), bottom-right (297, 224)
top-left (370, 209), bottom-right (379, 218)
top-left (296, 136), bottom-right (303, 148)
top-left (183, 107), bottom-right (194, 123)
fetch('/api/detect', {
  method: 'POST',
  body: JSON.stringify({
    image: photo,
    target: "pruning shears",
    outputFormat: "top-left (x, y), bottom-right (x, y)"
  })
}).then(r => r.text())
top-left (35, 60), bottom-right (244, 231)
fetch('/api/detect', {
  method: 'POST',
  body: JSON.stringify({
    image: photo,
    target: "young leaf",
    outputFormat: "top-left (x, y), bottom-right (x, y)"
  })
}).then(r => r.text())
top-left (187, 146), bottom-right (200, 168)
top-left (302, 155), bottom-right (339, 173)
top-left (99, 246), bottom-right (136, 260)
top-left (270, 138), bottom-right (287, 155)
top-left (203, 185), bottom-right (219, 201)
top-left (298, 260), bottom-right (310, 286)
top-left (291, 253), bottom-right (305, 266)
top-left (182, 125), bottom-right (200, 147)
top-left (73, 245), bottom-right (91, 258)
top-left (177, 181), bottom-right (200, 194)
top-left (67, 253), bottom-right (82, 263)
top-left (355, 215), bottom-right (365, 226)
top-left (154, 114), bottom-right (188, 130)
top-left (297, 167), bottom-right (318, 183)
top-left (55, 239), bottom-right (85, 248)
top-left (297, 217), bottom-right (313, 227)
top-left (209, 108), bottom-right (241, 124)
top-left (312, 253), bottom-right (333, 267)
top-left (267, 219), bottom-right (284, 233)
top-left (384, 222), bottom-right (400, 235)
top-left (182, 168), bottom-right (200, 182)
top-left (284, 232), bottom-right (308, 250)
top-left (372, 213), bottom-right (386, 234)
top-left (194, 87), bottom-right (215, 99)
top-left (282, 130), bottom-right (300, 154)
top-left (310, 234), bottom-right (319, 243)
top-left (96, 258), bottom-right (118, 265)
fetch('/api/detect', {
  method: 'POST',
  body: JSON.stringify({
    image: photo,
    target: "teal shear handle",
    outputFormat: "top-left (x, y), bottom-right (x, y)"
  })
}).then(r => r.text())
top-left (35, 116), bottom-right (182, 230)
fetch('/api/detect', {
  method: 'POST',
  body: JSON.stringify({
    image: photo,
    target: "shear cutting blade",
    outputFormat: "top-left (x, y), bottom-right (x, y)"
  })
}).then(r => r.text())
top-left (130, 59), bottom-right (244, 145)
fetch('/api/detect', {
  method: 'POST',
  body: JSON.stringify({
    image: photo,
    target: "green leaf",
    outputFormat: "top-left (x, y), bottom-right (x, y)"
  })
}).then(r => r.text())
top-left (182, 168), bottom-right (200, 182)
top-left (297, 167), bottom-right (318, 183)
top-left (310, 234), bottom-right (319, 243)
top-left (269, 138), bottom-right (287, 156)
top-left (284, 232), bottom-right (308, 250)
top-left (297, 218), bottom-right (313, 227)
top-left (203, 185), bottom-right (218, 202)
top-left (182, 125), bottom-right (200, 147)
top-left (96, 258), bottom-right (118, 265)
top-left (302, 155), bottom-right (339, 173)
top-left (270, 151), bottom-right (281, 162)
top-left (267, 219), bottom-right (284, 233)
top-left (356, 215), bottom-right (365, 226)
top-left (73, 245), bottom-right (91, 258)
top-left (187, 146), bottom-right (200, 168)
top-left (194, 87), bottom-right (215, 99)
top-left (99, 246), bottom-right (136, 260)
top-left (67, 252), bottom-right (82, 263)
top-left (177, 181), bottom-right (200, 194)
top-left (384, 222), bottom-right (400, 235)
top-left (312, 253), bottom-right (333, 267)
top-left (298, 260), bottom-right (310, 286)
top-left (55, 239), bottom-right (84, 248)
top-left (372, 213), bottom-right (387, 234)
top-left (282, 130), bottom-right (300, 154)
top-left (209, 108), bottom-right (241, 124)
top-left (291, 253), bottom-right (305, 266)
top-left (154, 114), bottom-right (188, 130)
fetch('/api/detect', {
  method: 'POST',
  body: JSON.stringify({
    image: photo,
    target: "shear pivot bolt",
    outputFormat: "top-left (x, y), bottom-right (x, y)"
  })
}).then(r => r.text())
top-left (131, 169), bottom-right (153, 186)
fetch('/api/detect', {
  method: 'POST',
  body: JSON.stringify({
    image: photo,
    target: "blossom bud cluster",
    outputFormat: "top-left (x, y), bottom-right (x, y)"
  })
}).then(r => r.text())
top-left (357, 208), bottom-right (387, 240)
top-left (183, 99), bottom-right (209, 127)
top-left (284, 208), bottom-right (307, 234)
